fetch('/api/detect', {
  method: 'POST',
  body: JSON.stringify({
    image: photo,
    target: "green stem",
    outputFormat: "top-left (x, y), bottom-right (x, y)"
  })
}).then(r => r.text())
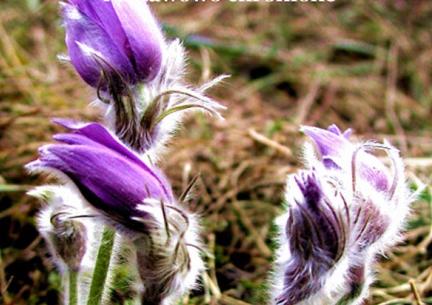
top-left (86, 227), bottom-right (116, 305)
top-left (68, 270), bottom-right (78, 305)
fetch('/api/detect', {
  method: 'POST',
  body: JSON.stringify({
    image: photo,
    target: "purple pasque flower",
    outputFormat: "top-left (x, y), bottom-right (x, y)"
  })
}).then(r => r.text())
top-left (26, 119), bottom-right (174, 233)
top-left (302, 125), bottom-right (411, 249)
top-left (272, 125), bottom-right (411, 305)
top-left (62, 0), bottom-right (164, 90)
top-left (274, 171), bottom-right (347, 305)
top-left (273, 168), bottom-right (392, 305)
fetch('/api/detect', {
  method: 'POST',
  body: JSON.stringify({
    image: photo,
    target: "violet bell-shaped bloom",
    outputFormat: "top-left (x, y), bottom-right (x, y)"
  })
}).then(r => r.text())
top-left (62, 0), bottom-right (164, 90)
top-left (26, 119), bottom-right (174, 234)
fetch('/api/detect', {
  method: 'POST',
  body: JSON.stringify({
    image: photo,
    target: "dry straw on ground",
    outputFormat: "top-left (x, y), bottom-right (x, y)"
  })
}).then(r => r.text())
top-left (0, 1), bottom-right (432, 304)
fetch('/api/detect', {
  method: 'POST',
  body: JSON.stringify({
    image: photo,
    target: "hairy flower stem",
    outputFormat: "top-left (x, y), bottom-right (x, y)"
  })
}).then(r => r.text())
top-left (68, 271), bottom-right (78, 305)
top-left (86, 227), bottom-right (116, 305)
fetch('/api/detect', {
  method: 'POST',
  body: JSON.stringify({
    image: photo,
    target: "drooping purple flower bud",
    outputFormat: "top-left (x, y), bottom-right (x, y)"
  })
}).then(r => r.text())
top-left (26, 119), bottom-right (174, 234)
top-left (62, 0), bottom-right (164, 90)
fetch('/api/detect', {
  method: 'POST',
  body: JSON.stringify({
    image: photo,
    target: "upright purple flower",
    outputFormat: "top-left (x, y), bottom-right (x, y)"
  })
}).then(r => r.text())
top-left (274, 171), bottom-right (347, 305)
top-left (272, 125), bottom-right (412, 305)
top-left (26, 119), bottom-right (174, 233)
top-left (62, 0), bottom-right (164, 90)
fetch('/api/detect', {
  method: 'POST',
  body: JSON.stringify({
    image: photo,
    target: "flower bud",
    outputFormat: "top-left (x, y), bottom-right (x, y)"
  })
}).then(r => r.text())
top-left (26, 119), bottom-right (174, 234)
top-left (50, 210), bottom-right (87, 272)
top-left (133, 201), bottom-right (204, 305)
top-left (301, 125), bottom-right (411, 251)
top-left (27, 119), bottom-right (206, 304)
top-left (62, 0), bottom-right (164, 90)
top-left (301, 124), bottom-right (390, 192)
top-left (60, 1), bottom-right (226, 156)
top-left (271, 125), bottom-right (412, 305)
top-left (273, 171), bottom-right (349, 305)
top-left (30, 186), bottom-right (87, 272)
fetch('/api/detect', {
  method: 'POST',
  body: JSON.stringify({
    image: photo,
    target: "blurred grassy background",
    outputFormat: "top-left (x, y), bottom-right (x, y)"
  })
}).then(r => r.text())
top-left (1, 0), bottom-right (432, 304)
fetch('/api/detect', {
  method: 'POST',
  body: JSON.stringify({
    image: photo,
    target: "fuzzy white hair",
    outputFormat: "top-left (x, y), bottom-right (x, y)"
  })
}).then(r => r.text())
top-left (270, 136), bottom-right (413, 305)
top-left (96, 39), bottom-right (227, 160)
top-left (134, 199), bottom-right (205, 305)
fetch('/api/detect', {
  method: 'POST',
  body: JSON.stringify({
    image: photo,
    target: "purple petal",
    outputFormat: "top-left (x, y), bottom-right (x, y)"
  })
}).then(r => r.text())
top-left (28, 119), bottom-right (178, 233)
top-left (62, 3), bottom-right (136, 87)
top-left (276, 259), bottom-right (328, 305)
top-left (38, 143), bottom-right (169, 232)
top-left (343, 129), bottom-right (353, 139)
top-left (53, 119), bottom-right (135, 157)
top-left (327, 124), bottom-right (343, 136)
top-left (53, 133), bottom-right (102, 147)
top-left (52, 119), bottom-right (174, 201)
top-left (289, 172), bottom-right (343, 261)
top-left (327, 124), bottom-right (352, 139)
top-left (67, 0), bottom-right (131, 60)
top-left (322, 156), bottom-right (341, 169)
top-left (357, 152), bottom-right (390, 192)
top-left (302, 125), bottom-right (390, 192)
top-left (111, 0), bottom-right (164, 81)
top-left (301, 125), bottom-right (351, 159)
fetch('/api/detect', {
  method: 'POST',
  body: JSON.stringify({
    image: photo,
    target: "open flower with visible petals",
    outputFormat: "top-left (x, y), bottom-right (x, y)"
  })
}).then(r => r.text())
top-left (271, 125), bottom-right (413, 305)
